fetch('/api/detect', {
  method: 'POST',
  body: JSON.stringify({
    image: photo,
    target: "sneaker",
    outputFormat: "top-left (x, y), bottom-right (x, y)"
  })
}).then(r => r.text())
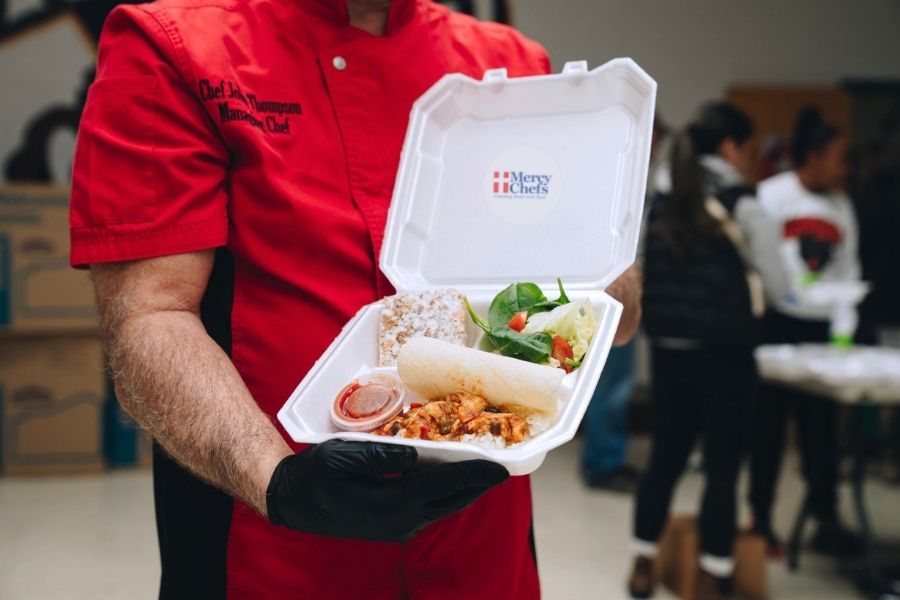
top-left (627, 555), bottom-right (655, 599)
top-left (583, 466), bottom-right (640, 493)
top-left (694, 568), bottom-right (734, 600)
top-left (811, 518), bottom-right (865, 558)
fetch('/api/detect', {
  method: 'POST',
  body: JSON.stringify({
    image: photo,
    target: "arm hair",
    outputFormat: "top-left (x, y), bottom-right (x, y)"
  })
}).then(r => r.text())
top-left (92, 250), bottom-right (292, 514)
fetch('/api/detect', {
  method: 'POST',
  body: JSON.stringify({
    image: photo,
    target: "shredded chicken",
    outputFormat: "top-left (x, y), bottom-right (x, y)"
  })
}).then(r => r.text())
top-left (374, 391), bottom-right (529, 445)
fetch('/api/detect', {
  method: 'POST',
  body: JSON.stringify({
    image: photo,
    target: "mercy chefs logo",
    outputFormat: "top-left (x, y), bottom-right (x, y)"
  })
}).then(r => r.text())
top-left (486, 148), bottom-right (562, 226)
top-left (491, 170), bottom-right (552, 198)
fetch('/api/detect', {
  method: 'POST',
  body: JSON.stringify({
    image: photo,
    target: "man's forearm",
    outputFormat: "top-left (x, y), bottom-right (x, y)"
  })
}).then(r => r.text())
top-left (107, 308), bottom-right (291, 514)
top-left (607, 263), bottom-right (642, 346)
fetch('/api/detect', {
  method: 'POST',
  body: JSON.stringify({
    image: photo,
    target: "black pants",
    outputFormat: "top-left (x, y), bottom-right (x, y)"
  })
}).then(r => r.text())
top-left (634, 345), bottom-right (757, 558)
top-left (748, 311), bottom-right (837, 528)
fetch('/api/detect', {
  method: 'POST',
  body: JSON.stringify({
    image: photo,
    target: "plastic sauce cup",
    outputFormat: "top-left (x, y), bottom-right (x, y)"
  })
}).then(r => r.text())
top-left (330, 372), bottom-right (406, 432)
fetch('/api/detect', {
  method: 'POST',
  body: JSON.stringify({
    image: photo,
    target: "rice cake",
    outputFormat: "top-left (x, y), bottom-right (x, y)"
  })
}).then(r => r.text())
top-left (378, 289), bottom-right (468, 366)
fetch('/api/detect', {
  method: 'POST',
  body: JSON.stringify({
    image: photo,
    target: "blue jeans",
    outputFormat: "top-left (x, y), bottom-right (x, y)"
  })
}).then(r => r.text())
top-left (582, 340), bottom-right (636, 476)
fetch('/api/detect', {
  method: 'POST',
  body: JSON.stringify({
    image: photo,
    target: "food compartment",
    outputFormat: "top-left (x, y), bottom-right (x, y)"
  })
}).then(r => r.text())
top-left (278, 288), bottom-right (622, 475)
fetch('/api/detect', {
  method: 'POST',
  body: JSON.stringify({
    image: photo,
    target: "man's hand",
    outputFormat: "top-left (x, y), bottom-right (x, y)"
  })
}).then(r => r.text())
top-left (267, 440), bottom-right (509, 542)
top-left (606, 263), bottom-right (642, 346)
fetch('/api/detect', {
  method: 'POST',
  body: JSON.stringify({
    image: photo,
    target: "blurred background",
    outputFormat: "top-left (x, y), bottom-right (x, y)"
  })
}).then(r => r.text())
top-left (1, 0), bottom-right (898, 598)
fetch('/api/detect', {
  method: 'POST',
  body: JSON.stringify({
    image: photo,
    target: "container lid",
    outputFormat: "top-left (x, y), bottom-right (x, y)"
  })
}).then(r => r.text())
top-left (381, 58), bottom-right (657, 295)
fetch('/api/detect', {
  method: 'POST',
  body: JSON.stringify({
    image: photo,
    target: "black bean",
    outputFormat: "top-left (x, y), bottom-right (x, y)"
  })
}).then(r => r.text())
top-left (490, 422), bottom-right (501, 436)
top-left (390, 422), bottom-right (401, 435)
top-left (484, 406), bottom-right (500, 413)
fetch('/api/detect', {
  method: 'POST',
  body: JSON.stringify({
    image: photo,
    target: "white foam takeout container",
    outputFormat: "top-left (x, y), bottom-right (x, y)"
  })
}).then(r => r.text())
top-left (278, 59), bottom-right (657, 475)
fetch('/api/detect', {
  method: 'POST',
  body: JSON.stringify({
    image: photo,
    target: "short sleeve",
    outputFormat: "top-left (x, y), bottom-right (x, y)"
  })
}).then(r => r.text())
top-left (70, 5), bottom-right (230, 267)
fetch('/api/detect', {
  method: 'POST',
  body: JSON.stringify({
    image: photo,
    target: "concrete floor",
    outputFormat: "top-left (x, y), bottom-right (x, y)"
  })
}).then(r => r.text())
top-left (1, 438), bottom-right (897, 599)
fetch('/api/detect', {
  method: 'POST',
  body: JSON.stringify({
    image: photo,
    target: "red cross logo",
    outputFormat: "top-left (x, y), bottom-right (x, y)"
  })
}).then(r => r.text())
top-left (492, 171), bottom-right (510, 194)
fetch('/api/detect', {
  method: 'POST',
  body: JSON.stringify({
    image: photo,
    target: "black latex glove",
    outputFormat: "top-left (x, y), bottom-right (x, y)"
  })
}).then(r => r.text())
top-left (266, 439), bottom-right (509, 542)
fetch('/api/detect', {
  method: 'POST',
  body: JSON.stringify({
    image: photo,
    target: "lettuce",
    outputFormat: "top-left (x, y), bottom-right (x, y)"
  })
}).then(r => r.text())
top-left (466, 278), bottom-right (596, 369)
top-left (522, 298), bottom-right (597, 362)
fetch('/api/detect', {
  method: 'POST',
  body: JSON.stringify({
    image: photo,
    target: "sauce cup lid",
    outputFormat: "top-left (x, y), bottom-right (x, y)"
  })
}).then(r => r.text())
top-left (330, 372), bottom-right (406, 432)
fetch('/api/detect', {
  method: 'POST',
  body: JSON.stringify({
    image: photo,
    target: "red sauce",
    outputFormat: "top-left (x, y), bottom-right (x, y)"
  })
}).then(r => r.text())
top-left (339, 380), bottom-right (399, 419)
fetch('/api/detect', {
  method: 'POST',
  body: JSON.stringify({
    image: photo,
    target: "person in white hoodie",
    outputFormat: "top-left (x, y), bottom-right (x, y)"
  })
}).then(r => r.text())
top-left (748, 107), bottom-right (863, 557)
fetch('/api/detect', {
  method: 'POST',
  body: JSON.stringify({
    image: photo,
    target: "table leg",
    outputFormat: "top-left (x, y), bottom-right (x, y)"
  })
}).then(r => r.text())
top-left (787, 395), bottom-right (827, 573)
top-left (787, 488), bottom-right (810, 571)
top-left (851, 406), bottom-right (884, 587)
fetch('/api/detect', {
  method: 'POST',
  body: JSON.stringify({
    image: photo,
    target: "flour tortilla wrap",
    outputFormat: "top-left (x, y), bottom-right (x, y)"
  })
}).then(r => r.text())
top-left (396, 336), bottom-right (563, 415)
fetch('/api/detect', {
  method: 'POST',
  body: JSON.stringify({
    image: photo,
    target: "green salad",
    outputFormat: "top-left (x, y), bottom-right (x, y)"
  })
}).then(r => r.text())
top-left (465, 279), bottom-right (597, 372)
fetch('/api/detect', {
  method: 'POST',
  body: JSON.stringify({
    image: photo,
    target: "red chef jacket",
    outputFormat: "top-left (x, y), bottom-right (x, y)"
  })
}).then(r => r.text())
top-left (70, 0), bottom-right (550, 598)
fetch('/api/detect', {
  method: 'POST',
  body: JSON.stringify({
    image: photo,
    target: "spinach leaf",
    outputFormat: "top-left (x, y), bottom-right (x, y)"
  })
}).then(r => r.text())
top-left (488, 328), bottom-right (552, 363)
top-left (526, 278), bottom-right (571, 316)
top-left (464, 279), bottom-right (569, 364)
top-left (555, 277), bottom-right (570, 304)
top-left (464, 297), bottom-right (491, 334)
top-left (487, 283), bottom-right (547, 327)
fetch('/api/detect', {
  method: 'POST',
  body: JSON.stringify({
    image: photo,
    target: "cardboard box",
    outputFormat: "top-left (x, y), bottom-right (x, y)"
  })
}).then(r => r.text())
top-left (0, 335), bottom-right (106, 475)
top-left (137, 430), bottom-right (154, 468)
top-left (657, 515), bottom-right (767, 600)
top-left (102, 385), bottom-right (153, 469)
top-left (102, 387), bottom-right (139, 467)
top-left (0, 185), bottom-right (97, 334)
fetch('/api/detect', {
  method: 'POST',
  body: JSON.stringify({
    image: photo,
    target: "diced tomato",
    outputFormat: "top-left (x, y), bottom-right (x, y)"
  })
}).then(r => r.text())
top-left (552, 336), bottom-right (574, 373)
top-left (409, 402), bottom-right (423, 409)
top-left (508, 310), bottom-right (528, 332)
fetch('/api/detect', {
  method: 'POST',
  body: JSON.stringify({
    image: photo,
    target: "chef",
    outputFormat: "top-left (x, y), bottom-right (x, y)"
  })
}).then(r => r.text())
top-left (70, 0), bottom-right (642, 597)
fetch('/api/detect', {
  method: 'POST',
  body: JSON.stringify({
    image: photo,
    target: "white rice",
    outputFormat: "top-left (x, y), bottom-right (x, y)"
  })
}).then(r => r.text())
top-left (458, 432), bottom-right (505, 449)
top-left (385, 413), bottom-right (553, 449)
top-left (458, 413), bottom-right (552, 449)
top-left (526, 413), bottom-right (551, 439)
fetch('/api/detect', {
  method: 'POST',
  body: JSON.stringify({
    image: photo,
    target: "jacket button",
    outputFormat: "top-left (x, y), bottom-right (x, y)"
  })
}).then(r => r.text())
top-left (332, 56), bottom-right (347, 71)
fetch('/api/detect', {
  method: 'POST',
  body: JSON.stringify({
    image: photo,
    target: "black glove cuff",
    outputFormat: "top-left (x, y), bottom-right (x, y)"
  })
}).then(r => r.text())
top-left (265, 453), bottom-right (296, 528)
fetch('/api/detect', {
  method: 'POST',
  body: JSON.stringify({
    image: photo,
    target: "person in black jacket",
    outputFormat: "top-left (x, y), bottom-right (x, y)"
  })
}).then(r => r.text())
top-left (628, 102), bottom-right (763, 600)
